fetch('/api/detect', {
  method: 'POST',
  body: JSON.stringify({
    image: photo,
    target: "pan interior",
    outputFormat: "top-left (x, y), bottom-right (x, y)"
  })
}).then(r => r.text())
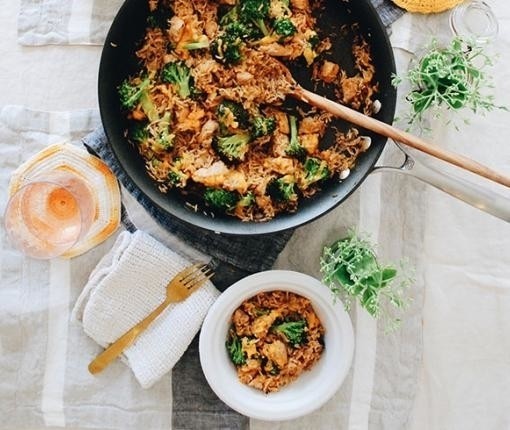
top-left (98, 0), bottom-right (396, 235)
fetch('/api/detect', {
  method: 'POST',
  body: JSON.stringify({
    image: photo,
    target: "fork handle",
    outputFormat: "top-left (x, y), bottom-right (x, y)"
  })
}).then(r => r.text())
top-left (88, 298), bottom-right (171, 374)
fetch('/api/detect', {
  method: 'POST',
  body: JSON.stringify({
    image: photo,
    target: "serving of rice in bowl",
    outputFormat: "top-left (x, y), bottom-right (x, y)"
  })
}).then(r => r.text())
top-left (199, 270), bottom-right (354, 421)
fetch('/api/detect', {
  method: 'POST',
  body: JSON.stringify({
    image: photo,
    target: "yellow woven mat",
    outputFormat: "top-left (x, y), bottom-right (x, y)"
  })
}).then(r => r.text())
top-left (392, 0), bottom-right (464, 13)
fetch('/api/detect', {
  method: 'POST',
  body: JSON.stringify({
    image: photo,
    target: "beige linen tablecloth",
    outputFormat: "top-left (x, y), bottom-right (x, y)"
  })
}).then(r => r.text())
top-left (1, 1), bottom-right (509, 429)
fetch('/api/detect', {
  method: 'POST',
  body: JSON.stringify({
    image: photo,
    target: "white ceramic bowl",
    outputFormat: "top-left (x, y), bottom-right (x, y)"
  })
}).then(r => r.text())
top-left (199, 270), bottom-right (355, 421)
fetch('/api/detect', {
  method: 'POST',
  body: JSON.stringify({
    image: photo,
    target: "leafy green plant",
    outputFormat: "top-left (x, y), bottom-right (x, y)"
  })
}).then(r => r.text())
top-left (392, 37), bottom-right (506, 128)
top-left (320, 230), bottom-right (413, 331)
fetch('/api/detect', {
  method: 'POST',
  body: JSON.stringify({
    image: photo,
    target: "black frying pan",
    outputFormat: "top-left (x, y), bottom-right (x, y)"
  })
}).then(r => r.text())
top-left (98, 0), bottom-right (397, 235)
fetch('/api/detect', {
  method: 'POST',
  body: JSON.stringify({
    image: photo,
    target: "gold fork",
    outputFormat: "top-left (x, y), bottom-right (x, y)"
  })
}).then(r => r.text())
top-left (88, 263), bottom-right (214, 375)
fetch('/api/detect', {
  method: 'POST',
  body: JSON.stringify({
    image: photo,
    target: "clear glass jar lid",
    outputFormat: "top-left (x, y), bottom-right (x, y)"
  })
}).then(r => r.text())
top-left (449, 0), bottom-right (498, 43)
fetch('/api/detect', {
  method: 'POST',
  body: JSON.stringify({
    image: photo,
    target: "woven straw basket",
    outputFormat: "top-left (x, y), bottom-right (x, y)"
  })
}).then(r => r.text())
top-left (392, 0), bottom-right (464, 13)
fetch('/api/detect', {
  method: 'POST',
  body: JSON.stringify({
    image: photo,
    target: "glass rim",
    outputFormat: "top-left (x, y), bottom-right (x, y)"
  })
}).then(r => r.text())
top-left (4, 178), bottom-right (88, 259)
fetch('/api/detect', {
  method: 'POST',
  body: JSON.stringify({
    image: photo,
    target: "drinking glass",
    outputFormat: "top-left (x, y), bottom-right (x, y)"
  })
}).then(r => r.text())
top-left (4, 170), bottom-right (95, 259)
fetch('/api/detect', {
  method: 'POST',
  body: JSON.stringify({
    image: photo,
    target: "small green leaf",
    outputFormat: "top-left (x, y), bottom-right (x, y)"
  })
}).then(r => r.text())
top-left (382, 267), bottom-right (397, 282)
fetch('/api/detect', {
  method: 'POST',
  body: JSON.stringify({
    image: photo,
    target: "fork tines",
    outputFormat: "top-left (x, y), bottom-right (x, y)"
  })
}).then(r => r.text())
top-left (180, 263), bottom-right (214, 288)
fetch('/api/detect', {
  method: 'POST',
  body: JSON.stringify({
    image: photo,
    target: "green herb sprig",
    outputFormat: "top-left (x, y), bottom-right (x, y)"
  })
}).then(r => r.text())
top-left (392, 37), bottom-right (506, 128)
top-left (320, 230), bottom-right (413, 331)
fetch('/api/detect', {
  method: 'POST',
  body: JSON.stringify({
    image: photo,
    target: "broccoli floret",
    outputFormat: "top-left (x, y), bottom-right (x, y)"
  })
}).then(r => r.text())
top-left (118, 77), bottom-right (150, 110)
top-left (161, 61), bottom-right (194, 99)
top-left (151, 113), bottom-right (174, 152)
top-left (204, 188), bottom-right (240, 211)
top-left (272, 319), bottom-right (307, 346)
top-left (224, 21), bottom-right (261, 41)
top-left (238, 191), bottom-right (255, 207)
top-left (168, 171), bottom-right (183, 186)
top-left (267, 175), bottom-right (298, 202)
top-left (217, 100), bottom-right (250, 132)
top-left (226, 329), bottom-right (246, 366)
top-left (302, 157), bottom-right (330, 187)
top-left (285, 115), bottom-right (306, 158)
top-left (167, 157), bottom-right (188, 188)
top-left (213, 132), bottom-right (252, 162)
top-left (251, 116), bottom-right (276, 138)
top-left (239, 0), bottom-right (271, 37)
top-left (210, 32), bottom-right (244, 65)
top-left (129, 122), bottom-right (149, 143)
top-left (182, 35), bottom-right (210, 50)
top-left (219, 5), bottom-right (241, 27)
top-left (307, 32), bottom-right (320, 49)
top-left (273, 18), bottom-right (296, 38)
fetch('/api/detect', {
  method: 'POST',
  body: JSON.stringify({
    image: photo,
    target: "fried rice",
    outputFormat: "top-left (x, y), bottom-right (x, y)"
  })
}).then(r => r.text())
top-left (121, 0), bottom-right (379, 221)
top-left (227, 290), bottom-right (325, 393)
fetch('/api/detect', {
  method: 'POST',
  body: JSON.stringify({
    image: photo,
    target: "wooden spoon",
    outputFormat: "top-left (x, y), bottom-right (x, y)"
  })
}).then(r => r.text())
top-left (291, 85), bottom-right (510, 188)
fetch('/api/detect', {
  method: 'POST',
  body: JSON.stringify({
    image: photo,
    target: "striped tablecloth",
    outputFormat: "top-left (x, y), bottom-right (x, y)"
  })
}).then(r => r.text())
top-left (0, 2), bottom-right (438, 430)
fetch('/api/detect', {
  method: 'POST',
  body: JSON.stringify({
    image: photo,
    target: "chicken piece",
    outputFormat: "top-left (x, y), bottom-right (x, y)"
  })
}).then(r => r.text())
top-left (241, 337), bottom-right (259, 359)
top-left (192, 161), bottom-right (228, 187)
top-left (251, 310), bottom-right (280, 339)
top-left (130, 109), bottom-right (146, 121)
top-left (148, 0), bottom-right (158, 12)
top-left (299, 116), bottom-right (325, 135)
top-left (223, 170), bottom-right (249, 194)
top-left (248, 374), bottom-right (265, 390)
top-left (241, 358), bottom-right (260, 372)
top-left (290, 0), bottom-right (310, 11)
top-left (198, 119), bottom-right (219, 144)
top-left (168, 16), bottom-right (185, 44)
top-left (273, 111), bottom-right (289, 134)
top-left (232, 308), bottom-right (251, 336)
top-left (271, 133), bottom-right (290, 157)
top-left (319, 60), bottom-right (340, 84)
top-left (204, 20), bottom-right (218, 39)
top-left (172, 0), bottom-right (194, 16)
top-left (255, 193), bottom-right (272, 207)
top-left (262, 340), bottom-right (288, 369)
top-left (236, 71), bottom-right (254, 84)
top-left (269, 0), bottom-right (289, 18)
top-left (264, 157), bottom-right (295, 175)
top-left (238, 359), bottom-right (261, 384)
top-left (304, 309), bottom-right (321, 329)
top-left (285, 357), bottom-right (301, 376)
top-left (175, 107), bottom-right (205, 132)
top-left (300, 133), bottom-right (319, 154)
top-left (341, 76), bottom-right (365, 107)
top-left (259, 43), bottom-right (294, 57)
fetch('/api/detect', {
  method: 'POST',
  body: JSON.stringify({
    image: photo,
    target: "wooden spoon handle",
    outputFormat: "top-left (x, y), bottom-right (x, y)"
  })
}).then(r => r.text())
top-left (293, 86), bottom-right (510, 188)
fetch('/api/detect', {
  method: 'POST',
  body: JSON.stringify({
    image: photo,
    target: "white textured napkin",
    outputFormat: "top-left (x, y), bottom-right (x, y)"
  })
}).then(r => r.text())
top-left (72, 230), bottom-right (220, 389)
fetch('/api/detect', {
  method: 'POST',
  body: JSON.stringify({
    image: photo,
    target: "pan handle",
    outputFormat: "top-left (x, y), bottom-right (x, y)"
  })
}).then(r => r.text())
top-left (373, 142), bottom-right (510, 223)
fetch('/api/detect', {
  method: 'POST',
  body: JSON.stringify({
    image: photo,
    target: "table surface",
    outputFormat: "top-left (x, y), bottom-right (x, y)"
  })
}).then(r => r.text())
top-left (1, 1), bottom-right (510, 429)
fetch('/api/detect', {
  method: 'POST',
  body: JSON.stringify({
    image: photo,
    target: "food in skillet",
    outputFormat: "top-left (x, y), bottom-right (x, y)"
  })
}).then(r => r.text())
top-left (226, 290), bottom-right (325, 393)
top-left (120, 0), bottom-right (379, 221)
